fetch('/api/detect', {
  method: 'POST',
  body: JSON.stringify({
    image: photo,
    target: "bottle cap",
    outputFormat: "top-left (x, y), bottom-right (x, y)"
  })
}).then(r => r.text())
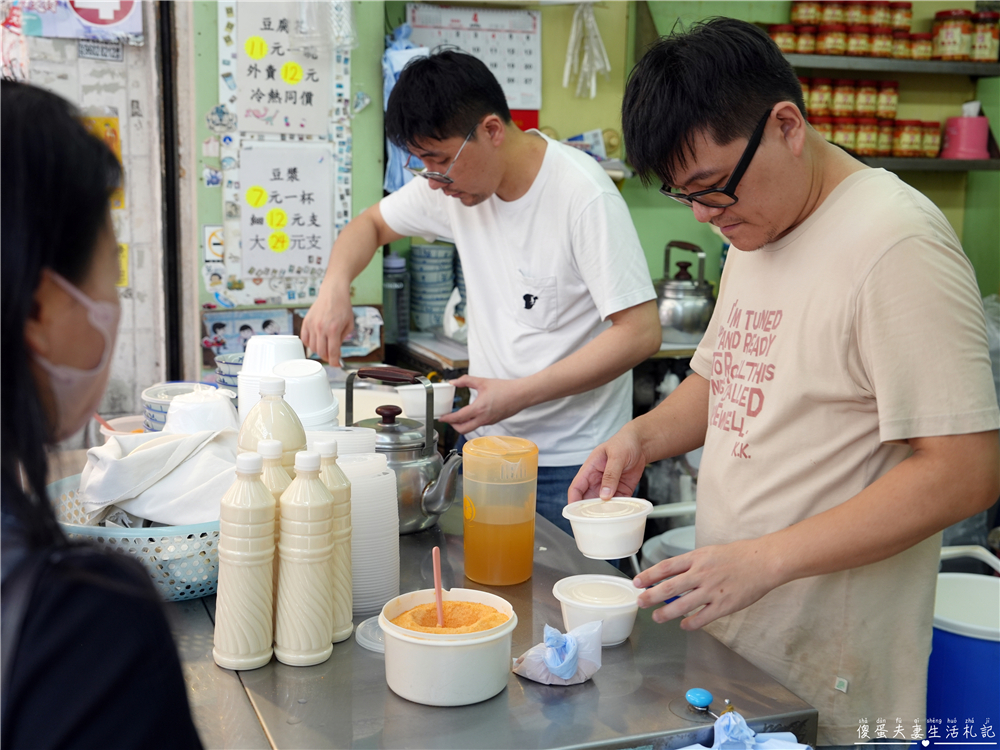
top-left (259, 376), bottom-right (285, 396)
top-left (237, 452), bottom-right (263, 473)
top-left (258, 439), bottom-right (283, 459)
top-left (295, 450), bottom-right (321, 472)
top-left (314, 439), bottom-right (339, 458)
top-left (383, 252), bottom-right (407, 273)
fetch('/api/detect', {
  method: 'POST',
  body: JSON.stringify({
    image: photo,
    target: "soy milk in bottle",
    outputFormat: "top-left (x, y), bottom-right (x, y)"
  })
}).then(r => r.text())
top-left (258, 439), bottom-right (292, 624)
top-left (238, 376), bottom-right (306, 473)
top-left (274, 451), bottom-right (335, 666)
top-left (213, 452), bottom-right (276, 670)
top-left (316, 440), bottom-right (353, 643)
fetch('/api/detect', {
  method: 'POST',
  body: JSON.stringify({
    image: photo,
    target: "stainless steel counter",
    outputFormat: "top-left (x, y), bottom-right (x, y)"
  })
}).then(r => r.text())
top-left (170, 506), bottom-right (817, 750)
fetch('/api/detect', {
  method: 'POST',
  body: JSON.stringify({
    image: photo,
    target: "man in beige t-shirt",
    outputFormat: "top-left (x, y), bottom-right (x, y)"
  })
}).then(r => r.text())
top-left (570, 19), bottom-right (1000, 747)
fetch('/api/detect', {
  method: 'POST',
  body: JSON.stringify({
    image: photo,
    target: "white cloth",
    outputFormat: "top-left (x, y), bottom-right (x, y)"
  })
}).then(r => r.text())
top-left (380, 132), bottom-right (655, 465)
top-left (79, 429), bottom-right (238, 525)
top-left (689, 169), bottom-right (1000, 745)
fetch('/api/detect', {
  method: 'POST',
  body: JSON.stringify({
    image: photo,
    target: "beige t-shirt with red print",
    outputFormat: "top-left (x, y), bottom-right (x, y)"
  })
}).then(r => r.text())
top-left (689, 168), bottom-right (999, 746)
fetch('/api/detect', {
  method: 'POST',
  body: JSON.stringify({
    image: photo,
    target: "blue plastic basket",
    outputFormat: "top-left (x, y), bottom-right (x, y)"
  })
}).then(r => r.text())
top-left (47, 474), bottom-right (219, 602)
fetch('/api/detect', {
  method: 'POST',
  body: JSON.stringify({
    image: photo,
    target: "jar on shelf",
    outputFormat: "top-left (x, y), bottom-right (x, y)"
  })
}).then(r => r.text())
top-left (892, 120), bottom-right (923, 157)
top-left (871, 26), bottom-right (894, 57)
top-left (832, 79), bottom-right (857, 117)
top-left (856, 118), bottom-right (880, 156)
top-left (809, 78), bottom-right (834, 116)
top-left (933, 9), bottom-right (973, 61)
top-left (892, 30), bottom-right (911, 58)
top-left (791, 0), bottom-right (821, 25)
top-left (797, 25), bottom-right (818, 54)
top-left (770, 25), bottom-right (798, 53)
top-left (889, 1), bottom-right (912, 31)
top-left (855, 80), bottom-right (879, 117)
top-left (877, 119), bottom-right (894, 156)
top-left (818, 24), bottom-right (848, 55)
top-left (972, 11), bottom-right (1000, 62)
top-left (870, 1), bottom-right (892, 29)
top-left (833, 117), bottom-right (858, 150)
top-left (844, 1), bottom-right (869, 26)
top-left (921, 121), bottom-right (941, 158)
top-left (810, 116), bottom-right (834, 141)
top-left (911, 32), bottom-right (933, 60)
top-left (876, 80), bottom-right (899, 120)
top-left (847, 25), bottom-right (871, 56)
top-left (821, 2), bottom-right (845, 25)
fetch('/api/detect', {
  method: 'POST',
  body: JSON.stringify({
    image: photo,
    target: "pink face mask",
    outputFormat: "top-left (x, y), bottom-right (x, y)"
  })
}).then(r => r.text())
top-left (32, 272), bottom-right (121, 441)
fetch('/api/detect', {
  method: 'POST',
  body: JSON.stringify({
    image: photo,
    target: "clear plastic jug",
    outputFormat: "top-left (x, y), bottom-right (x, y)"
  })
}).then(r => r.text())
top-left (462, 436), bottom-right (538, 586)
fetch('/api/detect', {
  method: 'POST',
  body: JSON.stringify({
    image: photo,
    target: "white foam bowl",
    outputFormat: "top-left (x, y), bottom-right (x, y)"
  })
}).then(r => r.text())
top-left (379, 588), bottom-right (517, 706)
top-left (241, 334), bottom-right (305, 377)
top-left (272, 358), bottom-right (334, 411)
top-left (562, 498), bottom-right (654, 560)
top-left (552, 574), bottom-right (640, 647)
top-left (395, 382), bottom-right (456, 420)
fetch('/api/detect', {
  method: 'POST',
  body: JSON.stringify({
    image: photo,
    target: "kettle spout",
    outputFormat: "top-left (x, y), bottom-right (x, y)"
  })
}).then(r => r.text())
top-left (421, 450), bottom-right (462, 518)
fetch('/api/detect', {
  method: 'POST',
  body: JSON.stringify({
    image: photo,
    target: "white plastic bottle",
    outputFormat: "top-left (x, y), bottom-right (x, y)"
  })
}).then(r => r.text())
top-left (213, 452), bottom-right (276, 670)
top-left (258, 438), bottom-right (292, 626)
top-left (315, 439), bottom-right (353, 643)
top-left (274, 451), bottom-right (335, 666)
top-left (237, 376), bottom-right (307, 473)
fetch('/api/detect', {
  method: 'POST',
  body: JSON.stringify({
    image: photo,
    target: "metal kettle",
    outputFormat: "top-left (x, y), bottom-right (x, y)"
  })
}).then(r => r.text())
top-left (655, 241), bottom-right (716, 345)
top-left (346, 367), bottom-right (462, 535)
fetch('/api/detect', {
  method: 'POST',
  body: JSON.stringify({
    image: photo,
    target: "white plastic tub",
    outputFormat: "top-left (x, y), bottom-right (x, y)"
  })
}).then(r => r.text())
top-left (562, 498), bottom-right (653, 559)
top-left (379, 588), bottom-right (517, 706)
top-left (552, 574), bottom-right (640, 646)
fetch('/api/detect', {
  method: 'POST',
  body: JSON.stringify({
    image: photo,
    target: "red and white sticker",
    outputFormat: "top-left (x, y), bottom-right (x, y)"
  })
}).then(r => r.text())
top-left (69, 1), bottom-right (135, 26)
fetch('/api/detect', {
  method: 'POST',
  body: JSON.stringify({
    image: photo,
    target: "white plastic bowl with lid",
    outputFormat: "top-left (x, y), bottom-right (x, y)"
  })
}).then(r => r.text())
top-left (562, 497), bottom-right (653, 559)
top-left (552, 574), bottom-right (641, 646)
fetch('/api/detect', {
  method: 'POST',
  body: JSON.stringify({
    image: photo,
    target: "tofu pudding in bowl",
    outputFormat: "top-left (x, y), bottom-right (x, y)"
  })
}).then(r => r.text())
top-left (562, 498), bottom-right (653, 559)
top-left (553, 574), bottom-right (641, 646)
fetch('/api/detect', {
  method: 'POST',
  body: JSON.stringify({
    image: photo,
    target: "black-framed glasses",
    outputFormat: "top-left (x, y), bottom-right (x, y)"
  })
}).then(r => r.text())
top-left (659, 109), bottom-right (772, 208)
top-left (404, 123), bottom-right (478, 185)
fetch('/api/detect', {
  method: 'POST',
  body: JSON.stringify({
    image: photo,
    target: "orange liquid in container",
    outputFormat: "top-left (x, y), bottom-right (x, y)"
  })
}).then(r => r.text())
top-left (463, 512), bottom-right (535, 586)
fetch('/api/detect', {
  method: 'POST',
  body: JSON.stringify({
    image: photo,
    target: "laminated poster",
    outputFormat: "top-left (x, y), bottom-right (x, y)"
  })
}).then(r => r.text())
top-left (14, 0), bottom-right (143, 45)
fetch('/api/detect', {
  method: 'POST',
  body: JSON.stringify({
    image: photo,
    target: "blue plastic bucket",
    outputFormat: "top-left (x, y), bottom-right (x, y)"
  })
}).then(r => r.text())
top-left (926, 573), bottom-right (999, 724)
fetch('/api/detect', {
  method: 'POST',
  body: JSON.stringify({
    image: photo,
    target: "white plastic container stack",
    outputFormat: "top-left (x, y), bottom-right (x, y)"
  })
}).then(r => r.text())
top-left (316, 440), bottom-right (353, 643)
top-left (213, 452), bottom-right (276, 670)
top-left (305, 427), bottom-right (376, 455)
top-left (272, 359), bottom-right (340, 431)
top-left (238, 335), bottom-right (305, 421)
top-left (238, 376), bottom-right (307, 474)
top-left (338, 453), bottom-right (399, 616)
top-left (274, 451), bottom-right (335, 667)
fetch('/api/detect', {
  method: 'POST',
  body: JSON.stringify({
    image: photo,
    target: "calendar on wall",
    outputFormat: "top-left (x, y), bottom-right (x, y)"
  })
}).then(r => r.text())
top-left (405, 4), bottom-right (541, 111)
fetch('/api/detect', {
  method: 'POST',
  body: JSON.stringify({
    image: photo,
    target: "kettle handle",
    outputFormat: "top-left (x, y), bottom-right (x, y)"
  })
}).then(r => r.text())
top-left (345, 367), bottom-right (434, 453)
top-left (355, 366), bottom-right (423, 384)
top-left (664, 241), bottom-right (706, 285)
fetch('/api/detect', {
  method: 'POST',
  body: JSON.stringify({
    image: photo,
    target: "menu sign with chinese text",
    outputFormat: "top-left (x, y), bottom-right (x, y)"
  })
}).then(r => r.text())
top-left (239, 145), bottom-right (332, 278)
top-left (236, 2), bottom-right (330, 136)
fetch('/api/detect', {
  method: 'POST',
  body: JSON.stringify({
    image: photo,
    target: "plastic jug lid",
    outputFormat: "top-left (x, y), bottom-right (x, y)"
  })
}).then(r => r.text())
top-left (463, 435), bottom-right (538, 458)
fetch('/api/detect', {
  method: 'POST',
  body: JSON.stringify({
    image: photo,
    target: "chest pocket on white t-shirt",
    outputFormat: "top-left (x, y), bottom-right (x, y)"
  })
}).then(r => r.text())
top-left (515, 270), bottom-right (558, 331)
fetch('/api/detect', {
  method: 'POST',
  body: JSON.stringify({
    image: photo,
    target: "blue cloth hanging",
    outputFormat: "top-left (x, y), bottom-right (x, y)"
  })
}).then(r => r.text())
top-left (382, 25), bottom-right (429, 193)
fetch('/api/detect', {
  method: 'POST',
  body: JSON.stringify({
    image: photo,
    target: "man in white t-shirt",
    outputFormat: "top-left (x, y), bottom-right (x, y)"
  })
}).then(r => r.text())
top-left (301, 51), bottom-right (660, 530)
top-left (569, 19), bottom-right (999, 747)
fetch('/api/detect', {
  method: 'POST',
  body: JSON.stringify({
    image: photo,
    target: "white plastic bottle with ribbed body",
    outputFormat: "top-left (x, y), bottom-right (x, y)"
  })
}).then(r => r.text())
top-left (274, 451), bottom-right (335, 666)
top-left (213, 452), bottom-right (276, 670)
top-left (258, 439), bottom-right (292, 626)
top-left (237, 376), bottom-right (307, 473)
top-left (315, 440), bottom-right (353, 643)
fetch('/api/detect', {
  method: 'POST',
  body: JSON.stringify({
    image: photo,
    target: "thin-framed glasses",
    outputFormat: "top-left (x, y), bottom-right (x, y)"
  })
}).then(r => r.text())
top-left (659, 109), bottom-right (773, 208)
top-left (404, 123), bottom-right (478, 185)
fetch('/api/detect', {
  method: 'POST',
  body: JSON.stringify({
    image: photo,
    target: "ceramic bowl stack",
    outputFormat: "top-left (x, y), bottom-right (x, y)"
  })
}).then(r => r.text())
top-left (454, 254), bottom-right (466, 319)
top-left (410, 244), bottom-right (455, 331)
top-left (272, 359), bottom-right (339, 431)
top-left (237, 335), bottom-right (306, 422)
top-left (141, 382), bottom-right (218, 432)
top-left (305, 427), bottom-right (377, 454)
top-left (214, 352), bottom-right (243, 408)
top-left (339, 453), bottom-right (400, 617)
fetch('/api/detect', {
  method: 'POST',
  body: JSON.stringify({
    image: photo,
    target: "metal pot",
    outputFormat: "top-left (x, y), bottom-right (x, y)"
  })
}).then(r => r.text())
top-left (346, 367), bottom-right (462, 535)
top-left (655, 241), bottom-right (716, 345)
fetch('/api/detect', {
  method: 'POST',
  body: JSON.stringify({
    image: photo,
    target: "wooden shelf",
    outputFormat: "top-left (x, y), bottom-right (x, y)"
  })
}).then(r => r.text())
top-left (859, 157), bottom-right (1000, 171)
top-left (784, 54), bottom-right (1000, 78)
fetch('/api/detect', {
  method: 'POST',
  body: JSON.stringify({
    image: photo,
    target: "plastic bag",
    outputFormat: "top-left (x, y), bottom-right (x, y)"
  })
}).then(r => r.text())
top-left (674, 709), bottom-right (809, 750)
top-left (513, 622), bottom-right (602, 686)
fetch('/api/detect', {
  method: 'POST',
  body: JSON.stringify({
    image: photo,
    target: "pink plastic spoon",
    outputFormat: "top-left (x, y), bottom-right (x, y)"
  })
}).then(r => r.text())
top-left (432, 546), bottom-right (444, 627)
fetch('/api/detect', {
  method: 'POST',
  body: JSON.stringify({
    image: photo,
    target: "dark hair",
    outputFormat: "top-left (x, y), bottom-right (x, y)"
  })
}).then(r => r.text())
top-left (239, 325), bottom-right (253, 334)
top-left (385, 50), bottom-right (511, 150)
top-left (1, 80), bottom-right (122, 549)
top-left (622, 17), bottom-right (806, 187)
top-left (262, 319), bottom-right (276, 329)
top-left (212, 322), bottom-right (227, 333)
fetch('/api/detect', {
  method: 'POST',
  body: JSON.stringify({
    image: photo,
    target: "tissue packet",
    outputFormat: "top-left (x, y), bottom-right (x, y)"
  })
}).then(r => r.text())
top-left (513, 622), bottom-right (602, 686)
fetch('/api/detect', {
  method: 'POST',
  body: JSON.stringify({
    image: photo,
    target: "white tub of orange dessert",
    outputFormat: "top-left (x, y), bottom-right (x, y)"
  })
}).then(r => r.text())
top-left (562, 497), bottom-right (653, 559)
top-left (378, 588), bottom-right (517, 706)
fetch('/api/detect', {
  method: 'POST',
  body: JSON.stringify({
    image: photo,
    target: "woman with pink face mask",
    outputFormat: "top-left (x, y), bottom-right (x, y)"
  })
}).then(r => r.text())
top-left (1, 80), bottom-right (202, 749)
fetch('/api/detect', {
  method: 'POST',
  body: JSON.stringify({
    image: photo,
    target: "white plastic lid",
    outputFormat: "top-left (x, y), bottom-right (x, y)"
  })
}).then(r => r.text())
top-left (294, 450), bottom-right (321, 472)
top-left (257, 439), bottom-right (283, 459)
top-left (258, 376), bottom-right (285, 396)
top-left (314, 439), bottom-right (338, 458)
top-left (383, 252), bottom-right (406, 273)
top-left (236, 452), bottom-right (263, 473)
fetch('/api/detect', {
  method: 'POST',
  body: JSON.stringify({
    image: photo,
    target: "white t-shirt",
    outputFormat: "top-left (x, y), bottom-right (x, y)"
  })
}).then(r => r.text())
top-left (690, 168), bottom-right (999, 745)
top-left (380, 133), bottom-right (655, 465)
